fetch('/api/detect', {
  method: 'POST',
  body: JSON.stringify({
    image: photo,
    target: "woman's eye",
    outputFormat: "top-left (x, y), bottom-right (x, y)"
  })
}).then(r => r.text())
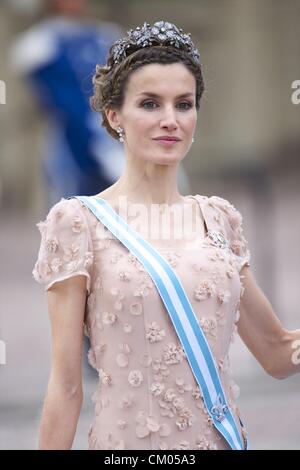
top-left (142, 101), bottom-right (157, 109)
top-left (178, 102), bottom-right (193, 109)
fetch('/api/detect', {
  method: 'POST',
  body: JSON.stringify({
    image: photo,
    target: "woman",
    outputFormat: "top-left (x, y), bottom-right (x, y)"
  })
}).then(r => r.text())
top-left (32, 21), bottom-right (300, 450)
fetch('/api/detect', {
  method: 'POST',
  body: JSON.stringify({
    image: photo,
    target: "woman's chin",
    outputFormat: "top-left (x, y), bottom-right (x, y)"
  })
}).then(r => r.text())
top-left (152, 155), bottom-right (182, 165)
top-left (137, 147), bottom-right (183, 165)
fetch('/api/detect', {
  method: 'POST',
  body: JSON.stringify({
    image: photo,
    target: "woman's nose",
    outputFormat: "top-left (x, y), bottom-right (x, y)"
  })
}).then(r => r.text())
top-left (160, 106), bottom-right (178, 129)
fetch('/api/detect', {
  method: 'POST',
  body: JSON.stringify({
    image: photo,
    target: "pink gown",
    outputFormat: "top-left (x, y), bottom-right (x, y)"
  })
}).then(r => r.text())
top-left (32, 194), bottom-right (251, 450)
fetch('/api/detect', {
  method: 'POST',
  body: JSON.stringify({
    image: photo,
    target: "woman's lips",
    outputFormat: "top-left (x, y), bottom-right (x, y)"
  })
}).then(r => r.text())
top-left (153, 139), bottom-right (181, 146)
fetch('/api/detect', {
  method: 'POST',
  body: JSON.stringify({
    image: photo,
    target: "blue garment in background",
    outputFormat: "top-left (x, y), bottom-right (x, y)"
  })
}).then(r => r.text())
top-left (11, 17), bottom-right (125, 209)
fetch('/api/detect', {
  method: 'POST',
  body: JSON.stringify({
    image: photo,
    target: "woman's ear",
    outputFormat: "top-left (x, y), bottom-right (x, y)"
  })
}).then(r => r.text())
top-left (105, 108), bottom-right (121, 133)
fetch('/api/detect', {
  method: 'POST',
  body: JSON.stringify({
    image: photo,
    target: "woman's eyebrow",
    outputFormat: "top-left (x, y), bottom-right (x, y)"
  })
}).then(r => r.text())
top-left (137, 92), bottom-right (194, 98)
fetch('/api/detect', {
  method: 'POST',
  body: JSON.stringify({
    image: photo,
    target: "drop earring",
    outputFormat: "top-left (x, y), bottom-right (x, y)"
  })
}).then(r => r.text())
top-left (192, 136), bottom-right (195, 143)
top-left (117, 126), bottom-right (125, 143)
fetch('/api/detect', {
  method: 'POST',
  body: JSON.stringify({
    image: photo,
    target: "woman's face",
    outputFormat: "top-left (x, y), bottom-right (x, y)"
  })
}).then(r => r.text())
top-left (108, 62), bottom-right (198, 166)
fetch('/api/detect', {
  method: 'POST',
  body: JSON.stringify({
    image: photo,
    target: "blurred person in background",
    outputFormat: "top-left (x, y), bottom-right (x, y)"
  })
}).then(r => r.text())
top-left (10, 0), bottom-right (126, 210)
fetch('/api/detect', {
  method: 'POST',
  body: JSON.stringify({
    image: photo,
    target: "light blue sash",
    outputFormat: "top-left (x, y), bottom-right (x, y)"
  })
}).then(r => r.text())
top-left (69, 195), bottom-right (247, 450)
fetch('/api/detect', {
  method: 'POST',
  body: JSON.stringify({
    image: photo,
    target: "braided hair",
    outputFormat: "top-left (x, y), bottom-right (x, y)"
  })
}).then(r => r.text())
top-left (90, 45), bottom-right (205, 141)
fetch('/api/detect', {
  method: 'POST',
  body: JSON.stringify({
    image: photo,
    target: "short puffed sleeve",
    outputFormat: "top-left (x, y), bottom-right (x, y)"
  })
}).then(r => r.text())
top-left (32, 197), bottom-right (94, 294)
top-left (209, 196), bottom-right (251, 273)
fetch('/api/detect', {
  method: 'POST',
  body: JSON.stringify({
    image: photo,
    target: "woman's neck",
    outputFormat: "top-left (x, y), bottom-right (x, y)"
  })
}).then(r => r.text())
top-left (103, 166), bottom-right (185, 206)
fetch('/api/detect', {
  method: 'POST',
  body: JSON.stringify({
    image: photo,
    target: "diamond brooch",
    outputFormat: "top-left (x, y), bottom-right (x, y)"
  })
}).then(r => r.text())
top-left (206, 230), bottom-right (229, 249)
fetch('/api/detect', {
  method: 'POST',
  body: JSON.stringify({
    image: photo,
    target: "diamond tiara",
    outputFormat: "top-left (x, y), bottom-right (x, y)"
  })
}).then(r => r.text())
top-left (108, 21), bottom-right (201, 68)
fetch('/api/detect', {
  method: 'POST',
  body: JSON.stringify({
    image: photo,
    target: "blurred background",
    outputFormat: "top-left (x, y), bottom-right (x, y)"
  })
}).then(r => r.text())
top-left (0, 0), bottom-right (299, 450)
